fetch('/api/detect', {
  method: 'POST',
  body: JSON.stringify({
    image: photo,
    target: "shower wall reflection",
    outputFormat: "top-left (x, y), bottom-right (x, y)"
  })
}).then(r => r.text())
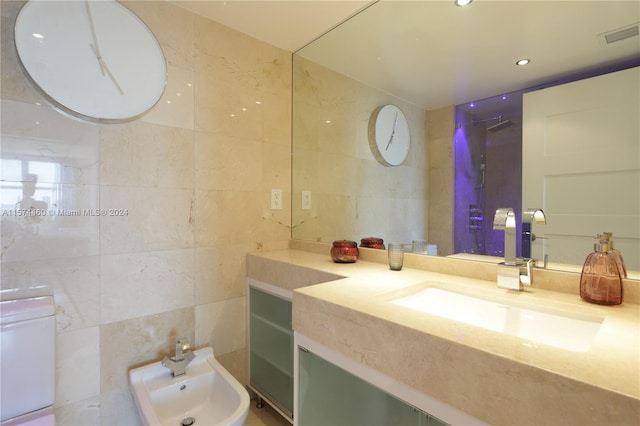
top-left (454, 98), bottom-right (522, 258)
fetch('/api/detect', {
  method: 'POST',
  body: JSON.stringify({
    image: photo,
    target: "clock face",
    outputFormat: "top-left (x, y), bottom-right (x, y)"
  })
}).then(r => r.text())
top-left (14, 0), bottom-right (166, 123)
top-left (369, 105), bottom-right (411, 166)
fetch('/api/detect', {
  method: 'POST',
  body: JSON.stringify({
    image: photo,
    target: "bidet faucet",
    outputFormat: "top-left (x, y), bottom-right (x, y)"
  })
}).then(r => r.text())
top-left (522, 208), bottom-right (546, 261)
top-left (161, 338), bottom-right (195, 377)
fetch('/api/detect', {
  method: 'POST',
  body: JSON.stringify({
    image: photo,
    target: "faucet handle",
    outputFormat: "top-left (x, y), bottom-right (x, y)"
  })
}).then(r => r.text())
top-left (520, 259), bottom-right (533, 286)
top-left (175, 338), bottom-right (191, 359)
top-left (497, 259), bottom-right (534, 291)
top-left (177, 338), bottom-right (191, 350)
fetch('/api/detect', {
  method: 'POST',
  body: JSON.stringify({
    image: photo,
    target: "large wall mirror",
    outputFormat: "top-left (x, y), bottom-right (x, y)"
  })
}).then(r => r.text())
top-left (292, 1), bottom-right (639, 278)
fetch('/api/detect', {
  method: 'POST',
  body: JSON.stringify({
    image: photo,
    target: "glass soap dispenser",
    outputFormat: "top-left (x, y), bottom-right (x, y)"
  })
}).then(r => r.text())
top-left (580, 234), bottom-right (623, 305)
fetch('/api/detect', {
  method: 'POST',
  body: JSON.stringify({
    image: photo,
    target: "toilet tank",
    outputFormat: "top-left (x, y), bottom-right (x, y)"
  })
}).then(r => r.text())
top-left (0, 296), bottom-right (56, 422)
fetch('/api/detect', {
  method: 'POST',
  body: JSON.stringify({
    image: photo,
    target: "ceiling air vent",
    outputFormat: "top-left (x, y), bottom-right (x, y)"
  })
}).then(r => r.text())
top-left (598, 22), bottom-right (639, 45)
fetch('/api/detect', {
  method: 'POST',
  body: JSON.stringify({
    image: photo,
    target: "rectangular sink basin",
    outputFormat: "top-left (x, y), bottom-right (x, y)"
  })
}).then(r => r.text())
top-left (390, 287), bottom-right (603, 352)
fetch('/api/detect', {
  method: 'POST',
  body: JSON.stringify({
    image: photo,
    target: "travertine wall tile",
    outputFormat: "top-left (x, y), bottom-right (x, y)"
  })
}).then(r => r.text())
top-left (99, 121), bottom-right (195, 188)
top-left (427, 106), bottom-right (455, 255)
top-left (99, 187), bottom-right (195, 254)
top-left (100, 307), bottom-right (195, 393)
top-left (195, 243), bottom-right (254, 304)
top-left (1, 256), bottom-right (100, 332)
top-left (195, 297), bottom-right (246, 355)
top-left (56, 326), bottom-right (100, 406)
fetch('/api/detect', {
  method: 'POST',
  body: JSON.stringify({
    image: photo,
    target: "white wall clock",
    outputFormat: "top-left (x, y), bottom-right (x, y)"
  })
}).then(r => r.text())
top-left (14, 0), bottom-right (166, 123)
top-left (368, 104), bottom-right (411, 166)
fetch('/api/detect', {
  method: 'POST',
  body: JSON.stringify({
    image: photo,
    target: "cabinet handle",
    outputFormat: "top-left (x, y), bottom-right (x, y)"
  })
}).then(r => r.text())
top-left (298, 345), bottom-right (309, 353)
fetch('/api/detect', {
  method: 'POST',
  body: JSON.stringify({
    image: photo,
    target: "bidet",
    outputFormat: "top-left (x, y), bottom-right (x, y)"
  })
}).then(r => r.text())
top-left (130, 347), bottom-right (250, 426)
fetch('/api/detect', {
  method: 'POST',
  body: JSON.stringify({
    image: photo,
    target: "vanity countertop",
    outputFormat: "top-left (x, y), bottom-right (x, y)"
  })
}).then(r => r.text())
top-left (247, 246), bottom-right (640, 425)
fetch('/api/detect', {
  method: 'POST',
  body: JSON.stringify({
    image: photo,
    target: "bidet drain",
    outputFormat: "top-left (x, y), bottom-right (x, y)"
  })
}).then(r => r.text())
top-left (181, 417), bottom-right (195, 426)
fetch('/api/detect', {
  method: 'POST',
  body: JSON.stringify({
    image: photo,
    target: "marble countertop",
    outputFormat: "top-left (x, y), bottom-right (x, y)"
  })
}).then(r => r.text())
top-left (247, 245), bottom-right (640, 425)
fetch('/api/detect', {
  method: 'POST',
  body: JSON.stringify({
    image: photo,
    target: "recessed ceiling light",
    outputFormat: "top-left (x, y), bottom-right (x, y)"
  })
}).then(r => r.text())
top-left (516, 58), bottom-right (531, 66)
top-left (454, 0), bottom-right (473, 6)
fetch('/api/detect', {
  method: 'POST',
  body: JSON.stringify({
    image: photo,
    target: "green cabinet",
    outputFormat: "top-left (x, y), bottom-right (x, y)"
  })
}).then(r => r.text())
top-left (298, 346), bottom-right (448, 426)
top-left (248, 286), bottom-right (293, 418)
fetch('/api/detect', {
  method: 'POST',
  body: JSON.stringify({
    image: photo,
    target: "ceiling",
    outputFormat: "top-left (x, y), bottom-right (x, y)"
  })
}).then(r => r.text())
top-left (169, 0), bottom-right (640, 112)
top-left (167, 0), bottom-right (373, 52)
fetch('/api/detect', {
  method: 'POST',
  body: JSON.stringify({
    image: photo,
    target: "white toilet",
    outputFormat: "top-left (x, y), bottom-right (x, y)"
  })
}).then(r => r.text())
top-left (0, 296), bottom-right (56, 426)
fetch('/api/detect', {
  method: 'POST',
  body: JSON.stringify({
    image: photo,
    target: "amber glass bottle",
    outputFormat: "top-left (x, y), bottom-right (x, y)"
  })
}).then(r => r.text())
top-left (580, 236), bottom-right (623, 305)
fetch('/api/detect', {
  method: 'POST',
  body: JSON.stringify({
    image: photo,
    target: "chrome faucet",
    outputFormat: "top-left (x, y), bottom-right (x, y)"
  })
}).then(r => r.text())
top-left (493, 208), bottom-right (533, 290)
top-left (521, 208), bottom-right (546, 261)
top-left (161, 338), bottom-right (195, 377)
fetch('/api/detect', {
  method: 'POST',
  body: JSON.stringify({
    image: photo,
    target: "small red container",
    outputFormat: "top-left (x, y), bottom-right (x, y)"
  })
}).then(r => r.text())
top-left (360, 237), bottom-right (385, 250)
top-left (331, 240), bottom-right (359, 263)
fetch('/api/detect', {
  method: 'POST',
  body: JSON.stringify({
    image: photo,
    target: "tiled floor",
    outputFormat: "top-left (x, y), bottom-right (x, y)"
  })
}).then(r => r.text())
top-left (245, 397), bottom-right (292, 426)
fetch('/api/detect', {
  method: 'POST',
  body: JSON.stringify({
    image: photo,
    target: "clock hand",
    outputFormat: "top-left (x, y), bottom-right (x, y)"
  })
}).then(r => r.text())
top-left (86, 1), bottom-right (124, 95)
top-left (385, 112), bottom-right (399, 151)
top-left (85, 1), bottom-right (105, 76)
top-left (89, 44), bottom-right (125, 95)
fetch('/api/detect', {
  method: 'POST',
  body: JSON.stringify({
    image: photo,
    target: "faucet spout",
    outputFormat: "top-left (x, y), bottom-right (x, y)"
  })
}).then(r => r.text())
top-left (522, 208), bottom-right (546, 260)
top-left (493, 208), bottom-right (517, 265)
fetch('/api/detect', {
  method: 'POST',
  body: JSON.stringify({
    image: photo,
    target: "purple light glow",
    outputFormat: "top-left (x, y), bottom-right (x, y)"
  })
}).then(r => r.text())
top-left (453, 106), bottom-right (522, 257)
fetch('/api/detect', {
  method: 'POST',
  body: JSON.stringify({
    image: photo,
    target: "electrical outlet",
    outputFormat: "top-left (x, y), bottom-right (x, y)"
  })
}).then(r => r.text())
top-left (302, 190), bottom-right (312, 210)
top-left (271, 189), bottom-right (283, 210)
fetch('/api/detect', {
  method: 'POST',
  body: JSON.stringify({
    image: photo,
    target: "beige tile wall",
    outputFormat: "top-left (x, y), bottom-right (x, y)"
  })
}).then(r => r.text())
top-left (0, 1), bottom-right (291, 424)
top-left (427, 105), bottom-right (455, 256)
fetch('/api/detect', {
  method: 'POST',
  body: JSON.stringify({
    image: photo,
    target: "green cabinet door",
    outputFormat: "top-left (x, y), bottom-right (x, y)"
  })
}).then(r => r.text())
top-left (249, 287), bottom-right (293, 417)
top-left (298, 346), bottom-right (427, 426)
